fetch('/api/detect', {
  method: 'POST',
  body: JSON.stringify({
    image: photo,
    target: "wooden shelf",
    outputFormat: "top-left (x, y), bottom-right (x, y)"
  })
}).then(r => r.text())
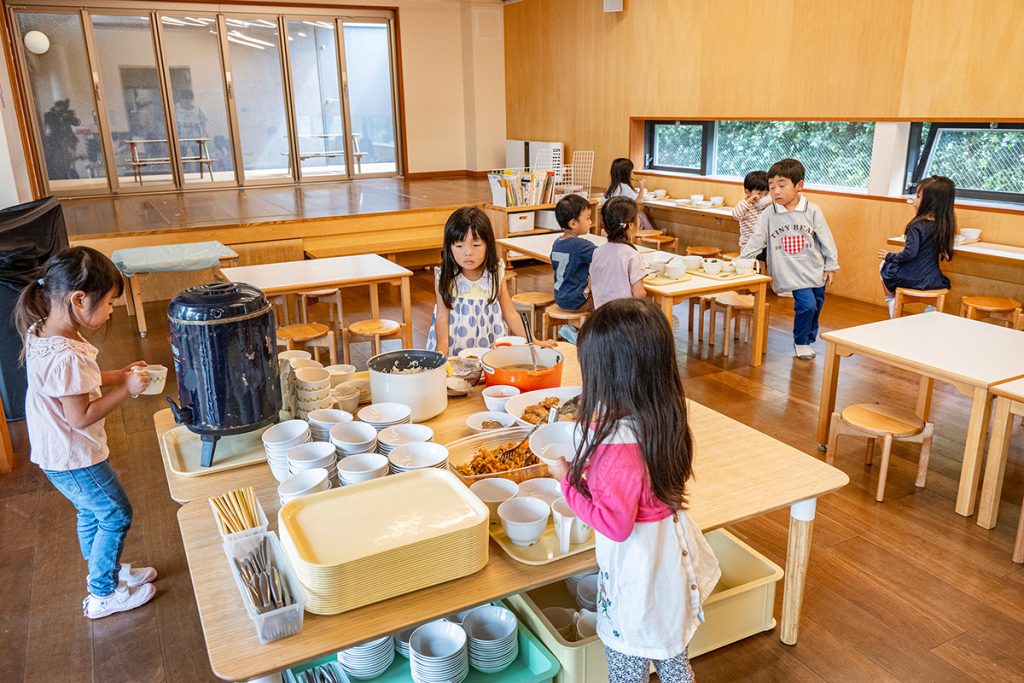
top-left (887, 236), bottom-right (1024, 265)
top-left (484, 197), bottom-right (597, 212)
top-left (506, 228), bottom-right (558, 237)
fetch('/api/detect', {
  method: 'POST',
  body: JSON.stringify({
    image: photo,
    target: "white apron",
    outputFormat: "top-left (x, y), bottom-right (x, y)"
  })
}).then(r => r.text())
top-left (595, 510), bottom-right (721, 661)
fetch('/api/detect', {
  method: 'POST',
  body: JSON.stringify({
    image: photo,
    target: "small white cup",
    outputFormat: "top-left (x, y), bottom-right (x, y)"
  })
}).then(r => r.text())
top-left (542, 607), bottom-right (578, 638)
top-left (551, 497), bottom-right (592, 554)
top-left (734, 258), bottom-right (759, 275)
top-left (577, 609), bottom-right (597, 638)
top-left (482, 385), bottom-right (520, 413)
top-left (690, 194), bottom-right (704, 202)
top-left (702, 258), bottom-right (723, 275)
top-left (325, 364), bottom-right (356, 387)
top-left (133, 364), bottom-right (168, 395)
top-left (681, 255), bottom-right (703, 271)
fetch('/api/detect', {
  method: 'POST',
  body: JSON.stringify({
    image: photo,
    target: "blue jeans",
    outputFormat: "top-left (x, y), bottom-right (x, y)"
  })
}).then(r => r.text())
top-left (792, 286), bottom-right (826, 345)
top-left (43, 460), bottom-right (133, 597)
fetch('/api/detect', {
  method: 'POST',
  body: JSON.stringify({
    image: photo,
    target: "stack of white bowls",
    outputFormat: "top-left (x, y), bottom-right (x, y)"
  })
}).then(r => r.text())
top-left (262, 420), bottom-right (312, 482)
top-left (409, 621), bottom-right (469, 683)
top-left (576, 573), bottom-right (599, 611)
top-left (336, 452), bottom-right (389, 486)
top-left (329, 422), bottom-right (378, 458)
top-left (462, 605), bottom-right (519, 674)
top-left (565, 569), bottom-right (598, 597)
top-left (287, 441), bottom-right (338, 484)
top-left (338, 635), bottom-right (395, 679)
top-left (358, 402), bottom-right (412, 431)
top-left (377, 424), bottom-right (434, 456)
top-left (393, 625), bottom-right (418, 659)
top-left (307, 409), bottom-right (353, 442)
top-left (294, 367), bottom-right (332, 419)
top-left (278, 467), bottom-right (331, 505)
top-left (387, 442), bottom-right (449, 475)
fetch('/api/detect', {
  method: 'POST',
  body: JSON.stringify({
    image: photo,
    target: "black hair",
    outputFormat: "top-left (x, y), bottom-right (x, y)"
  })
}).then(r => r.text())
top-left (600, 197), bottom-right (638, 247)
top-left (554, 194), bottom-right (590, 231)
top-left (569, 298), bottom-right (693, 510)
top-left (14, 246), bottom-right (124, 353)
top-left (743, 170), bottom-right (769, 192)
top-left (604, 157), bottom-right (634, 199)
top-left (767, 158), bottom-right (805, 185)
top-left (912, 176), bottom-right (958, 262)
top-left (437, 207), bottom-right (499, 310)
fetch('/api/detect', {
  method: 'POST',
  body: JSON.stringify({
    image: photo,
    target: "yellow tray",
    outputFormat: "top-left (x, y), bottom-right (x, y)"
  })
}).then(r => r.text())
top-left (686, 268), bottom-right (754, 281)
top-left (490, 519), bottom-right (595, 566)
top-left (162, 425), bottom-right (269, 477)
top-left (644, 273), bottom-right (691, 286)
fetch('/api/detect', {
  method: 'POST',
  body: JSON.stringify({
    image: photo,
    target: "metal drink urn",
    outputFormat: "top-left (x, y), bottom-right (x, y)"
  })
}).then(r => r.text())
top-left (166, 282), bottom-right (281, 467)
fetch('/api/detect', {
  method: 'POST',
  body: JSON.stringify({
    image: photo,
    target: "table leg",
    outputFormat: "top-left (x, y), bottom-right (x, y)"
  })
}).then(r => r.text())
top-left (369, 284), bottom-right (381, 320)
top-left (122, 274), bottom-right (136, 318)
top-left (781, 498), bottom-right (816, 645)
top-left (400, 276), bottom-right (413, 349)
top-left (956, 386), bottom-right (993, 517)
top-left (751, 282), bottom-right (767, 367)
top-left (816, 341), bottom-right (841, 449)
top-left (656, 295), bottom-right (674, 321)
top-left (0, 396), bottom-right (14, 473)
top-left (976, 397), bottom-right (1014, 528)
top-left (915, 377), bottom-right (935, 421)
top-left (130, 274), bottom-right (148, 338)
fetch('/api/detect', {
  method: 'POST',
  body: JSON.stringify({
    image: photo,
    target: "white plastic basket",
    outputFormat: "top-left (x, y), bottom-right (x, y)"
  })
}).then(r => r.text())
top-left (225, 531), bottom-right (307, 644)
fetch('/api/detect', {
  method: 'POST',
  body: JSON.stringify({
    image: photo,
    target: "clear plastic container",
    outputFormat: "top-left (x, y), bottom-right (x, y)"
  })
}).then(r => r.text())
top-left (225, 531), bottom-right (307, 644)
top-left (445, 427), bottom-right (550, 485)
top-left (210, 493), bottom-right (269, 553)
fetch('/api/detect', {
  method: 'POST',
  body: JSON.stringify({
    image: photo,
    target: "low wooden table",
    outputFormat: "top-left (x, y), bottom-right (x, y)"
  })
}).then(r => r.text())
top-left (977, 376), bottom-right (1024, 529)
top-left (169, 344), bottom-right (847, 680)
top-left (816, 312), bottom-right (1024, 517)
top-left (218, 254), bottom-right (414, 348)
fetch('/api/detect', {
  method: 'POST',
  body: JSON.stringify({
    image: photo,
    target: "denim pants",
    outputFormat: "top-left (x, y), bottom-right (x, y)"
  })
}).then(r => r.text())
top-left (792, 286), bottom-right (826, 345)
top-left (43, 460), bottom-right (133, 597)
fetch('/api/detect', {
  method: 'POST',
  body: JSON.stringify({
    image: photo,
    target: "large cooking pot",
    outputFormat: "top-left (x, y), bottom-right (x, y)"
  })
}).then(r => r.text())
top-left (166, 282), bottom-right (281, 467)
top-left (367, 349), bottom-right (447, 422)
top-left (481, 346), bottom-right (564, 392)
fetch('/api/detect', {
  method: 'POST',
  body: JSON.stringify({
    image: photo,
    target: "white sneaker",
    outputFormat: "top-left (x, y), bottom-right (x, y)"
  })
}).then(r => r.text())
top-left (794, 344), bottom-right (816, 360)
top-left (83, 582), bottom-right (156, 619)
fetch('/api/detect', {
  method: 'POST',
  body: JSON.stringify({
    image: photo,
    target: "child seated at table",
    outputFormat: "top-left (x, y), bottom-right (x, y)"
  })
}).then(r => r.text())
top-left (590, 197), bottom-right (647, 309)
top-left (551, 194), bottom-right (596, 313)
top-left (604, 157), bottom-right (655, 231)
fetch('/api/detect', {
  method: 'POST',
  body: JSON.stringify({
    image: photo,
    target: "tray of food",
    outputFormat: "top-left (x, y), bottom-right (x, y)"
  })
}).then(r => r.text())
top-left (447, 427), bottom-right (549, 484)
top-left (686, 267), bottom-right (753, 281)
top-left (644, 273), bottom-right (691, 286)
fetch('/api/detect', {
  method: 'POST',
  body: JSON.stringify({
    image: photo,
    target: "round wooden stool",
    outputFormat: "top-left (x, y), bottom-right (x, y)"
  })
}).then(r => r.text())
top-left (277, 322), bottom-right (337, 365)
top-left (960, 295), bottom-right (1022, 326)
top-left (513, 291), bottom-right (556, 339)
top-left (343, 319), bottom-right (401, 363)
top-left (638, 234), bottom-right (679, 252)
top-left (542, 304), bottom-right (590, 342)
top-left (826, 403), bottom-right (933, 502)
top-left (686, 245), bottom-right (722, 259)
top-left (893, 287), bottom-right (948, 317)
top-left (721, 252), bottom-right (740, 261)
top-left (707, 292), bottom-right (768, 357)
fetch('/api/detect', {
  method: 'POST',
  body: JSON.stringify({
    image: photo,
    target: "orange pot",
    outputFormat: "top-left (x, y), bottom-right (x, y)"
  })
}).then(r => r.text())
top-left (481, 346), bottom-right (564, 392)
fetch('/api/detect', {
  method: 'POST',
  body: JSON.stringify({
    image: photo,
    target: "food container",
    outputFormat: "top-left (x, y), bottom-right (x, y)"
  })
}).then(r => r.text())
top-left (482, 346), bottom-right (564, 392)
top-left (446, 427), bottom-right (550, 485)
top-left (367, 350), bottom-right (448, 422)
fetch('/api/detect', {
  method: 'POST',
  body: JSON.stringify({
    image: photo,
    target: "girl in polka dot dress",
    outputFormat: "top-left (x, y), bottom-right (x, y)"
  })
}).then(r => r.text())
top-left (426, 207), bottom-right (529, 356)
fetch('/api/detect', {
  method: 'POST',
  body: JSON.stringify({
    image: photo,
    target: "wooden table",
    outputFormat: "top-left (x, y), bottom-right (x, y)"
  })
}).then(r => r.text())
top-left (977, 376), bottom-right (1024, 529)
top-left (496, 233), bottom-right (772, 367)
top-left (170, 344), bottom-right (847, 680)
top-left (816, 312), bottom-right (1024, 517)
top-left (219, 254), bottom-right (414, 348)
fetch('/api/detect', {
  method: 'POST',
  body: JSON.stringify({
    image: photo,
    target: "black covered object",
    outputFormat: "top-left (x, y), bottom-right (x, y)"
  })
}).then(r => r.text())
top-left (0, 197), bottom-right (69, 421)
top-left (167, 282), bottom-right (281, 467)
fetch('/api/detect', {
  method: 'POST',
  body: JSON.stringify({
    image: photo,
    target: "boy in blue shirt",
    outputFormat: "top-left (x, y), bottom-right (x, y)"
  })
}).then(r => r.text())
top-left (550, 194), bottom-right (596, 312)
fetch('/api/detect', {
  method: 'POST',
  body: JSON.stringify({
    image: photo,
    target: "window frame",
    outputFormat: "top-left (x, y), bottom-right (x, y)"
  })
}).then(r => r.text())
top-left (643, 120), bottom-right (714, 175)
top-left (906, 122), bottom-right (1024, 203)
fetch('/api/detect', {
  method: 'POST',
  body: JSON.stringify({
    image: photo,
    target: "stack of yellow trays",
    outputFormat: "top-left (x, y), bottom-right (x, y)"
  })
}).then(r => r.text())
top-left (278, 468), bottom-right (490, 615)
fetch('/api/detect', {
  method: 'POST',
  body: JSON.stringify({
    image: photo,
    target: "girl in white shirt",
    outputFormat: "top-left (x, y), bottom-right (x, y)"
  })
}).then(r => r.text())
top-left (16, 246), bottom-right (157, 619)
top-left (603, 157), bottom-right (654, 231)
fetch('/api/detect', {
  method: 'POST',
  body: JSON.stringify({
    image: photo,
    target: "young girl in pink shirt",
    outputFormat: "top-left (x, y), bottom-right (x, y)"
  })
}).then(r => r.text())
top-left (549, 298), bottom-right (720, 682)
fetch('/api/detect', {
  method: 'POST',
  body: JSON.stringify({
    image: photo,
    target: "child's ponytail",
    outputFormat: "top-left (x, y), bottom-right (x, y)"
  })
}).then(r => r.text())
top-left (601, 197), bottom-right (638, 247)
top-left (14, 277), bottom-right (51, 340)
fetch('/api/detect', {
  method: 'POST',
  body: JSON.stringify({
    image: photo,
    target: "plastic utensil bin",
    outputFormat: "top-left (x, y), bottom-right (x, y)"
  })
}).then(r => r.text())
top-left (210, 494), bottom-right (269, 551)
top-left (226, 531), bottom-right (307, 644)
top-left (507, 529), bottom-right (783, 683)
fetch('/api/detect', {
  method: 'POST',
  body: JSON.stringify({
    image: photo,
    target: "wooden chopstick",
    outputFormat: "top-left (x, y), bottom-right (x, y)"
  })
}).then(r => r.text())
top-left (210, 487), bottom-right (260, 534)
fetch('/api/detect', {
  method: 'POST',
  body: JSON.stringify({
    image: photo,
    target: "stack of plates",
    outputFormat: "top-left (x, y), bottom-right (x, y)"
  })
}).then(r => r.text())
top-left (358, 403), bottom-right (412, 431)
top-left (565, 569), bottom-right (598, 597)
top-left (338, 635), bottom-right (395, 679)
top-left (336, 452), bottom-right (389, 486)
top-left (393, 625), bottom-right (418, 658)
top-left (377, 424), bottom-right (434, 456)
top-left (287, 441), bottom-right (338, 479)
top-left (329, 422), bottom-right (378, 457)
top-left (409, 621), bottom-right (469, 683)
top-left (307, 409), bottom-right (353, 442)
top-left (278, 468), bottom-right (331, 505)
top-left (463, 605), bottom-right (519, 674)
top-left (387, 442), bottom-right (449, 475)
top-left (262, 420), bottom-right (312, 482)
top-left (576, 573), bottom-right (599, 611)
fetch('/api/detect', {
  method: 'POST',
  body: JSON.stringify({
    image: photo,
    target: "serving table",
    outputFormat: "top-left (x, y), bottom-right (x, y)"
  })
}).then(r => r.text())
top-left (816, 312), bottom-right (1024, 517)
top-left (167, 343), bottom-right (847, 680)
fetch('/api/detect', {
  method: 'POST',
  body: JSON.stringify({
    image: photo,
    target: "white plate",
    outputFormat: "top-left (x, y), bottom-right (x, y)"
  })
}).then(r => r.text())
top-left (503, 386), bottom-right (582, 427)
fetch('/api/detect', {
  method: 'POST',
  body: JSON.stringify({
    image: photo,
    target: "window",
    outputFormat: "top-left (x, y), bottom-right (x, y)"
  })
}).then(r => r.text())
top-left (907, 123), bottom-right (1024, 203)
top-left (644, 121), bottom-right (712, 174)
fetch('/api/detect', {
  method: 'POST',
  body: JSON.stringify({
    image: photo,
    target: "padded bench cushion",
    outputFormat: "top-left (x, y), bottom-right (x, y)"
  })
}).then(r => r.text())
top-left (112, 241), bottom-right (237, 276)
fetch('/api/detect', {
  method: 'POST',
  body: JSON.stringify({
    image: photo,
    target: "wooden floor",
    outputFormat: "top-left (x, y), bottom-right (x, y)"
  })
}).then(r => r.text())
top-left (60, 177), bottom-right (493, 238)
top-left (2, 265), bottom-right (1022, 683)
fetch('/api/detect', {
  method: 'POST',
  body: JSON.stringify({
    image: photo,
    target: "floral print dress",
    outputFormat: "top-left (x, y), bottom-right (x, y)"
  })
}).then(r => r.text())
top-left (426, 261), bottom-right (508, 355)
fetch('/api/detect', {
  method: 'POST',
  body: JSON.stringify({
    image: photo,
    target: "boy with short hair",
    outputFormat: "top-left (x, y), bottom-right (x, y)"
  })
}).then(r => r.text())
top-left (739, 159), bottom-right (839, 361)
top-left (550, 194), bottom-right (596, 314)
top-left (732, 170), bottom-right (772, 251)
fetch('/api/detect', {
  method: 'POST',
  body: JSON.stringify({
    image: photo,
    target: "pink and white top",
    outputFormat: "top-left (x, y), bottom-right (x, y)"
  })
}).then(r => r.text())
top-left (24, 326), bottom-right (109, 471)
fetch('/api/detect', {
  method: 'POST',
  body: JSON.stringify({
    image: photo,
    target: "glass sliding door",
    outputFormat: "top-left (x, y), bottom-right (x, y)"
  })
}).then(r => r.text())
top-left (159, 15), bottom-right (236, 185)
top-left (15, 11), bottom-right (109, 192)
top-left (341, 21), bottom-right (398, 175)
top-left (225, 17), bottom-right (292, 181)
top-left (90, 14), bottom-right (175, 189)
top-left (287, 19), bottom-right (346, 178)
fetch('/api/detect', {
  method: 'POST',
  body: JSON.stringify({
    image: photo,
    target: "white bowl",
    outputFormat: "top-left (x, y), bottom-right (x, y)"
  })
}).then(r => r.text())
top-left (462, 605), bottom-right (517, 642)
top-left (278, 350), bottom-right (312, 364)
top-left (410, 620), bottom-right (467, 660)
top-left (329, 421), bottom-right (378, 453)
top-left (695, 200), bottom-right (714, 208)
top-left (529, 422), bottom-right (583, 467)
top-left (577, 574), bottom-right (599, 610)
top-left (577, 609), bottom-right (597, 638)
top-left (649, 189), bottom-right (667, 199)
top-left (337, 453), bottom-right (389, 483)
top-left (458, 347), bottom-right (492, 361)
top-left (297, 397), bottom-right (332, 412)
top-left (388, 442), bottom-right (449, 471)
top-left (325, 364), bottom-right (357, 386)
top-left (959, 228), bottom-right (981, 241)
top-left (358, 402), bottom-right (412, 425)
top-left (286, 441), bottom-right (337, 466)
top-left (466, 411), bottom-right (518, 433)
top-left (339, 379), bottom-right (372, 404)
top-left (262, 419), bottom-right (311, 448)
top-left (517, 477), bottom-right (563, 506)
top-left (308, 409), bottom-right (353, 428)
top-left (442, 608), bottom-right (477, 627)
top-left (470, 478), bottom-right (519, 520)
top-left (709, 195), bottom-right (725, 206)
top-left (482, 385), bottom-right (520, 413)
top-left (278, 468), bottom-right (330, 498)
top-left (294, 367), bottom-right (330, 388)
top-left (378, 423), bottom-right (434, 447)
top-left (492, 336), bottom-right (527, 347)
top-left (497, 497), bottom-right (550, 547)
top-left (702, 258), bottom-right (723, 275)
top-left (690, 194), bottom-right (704, 202)
top-left (296, 387), bottom-right (330, 402)
top-left (288, 359), bottom-right (322, 373)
